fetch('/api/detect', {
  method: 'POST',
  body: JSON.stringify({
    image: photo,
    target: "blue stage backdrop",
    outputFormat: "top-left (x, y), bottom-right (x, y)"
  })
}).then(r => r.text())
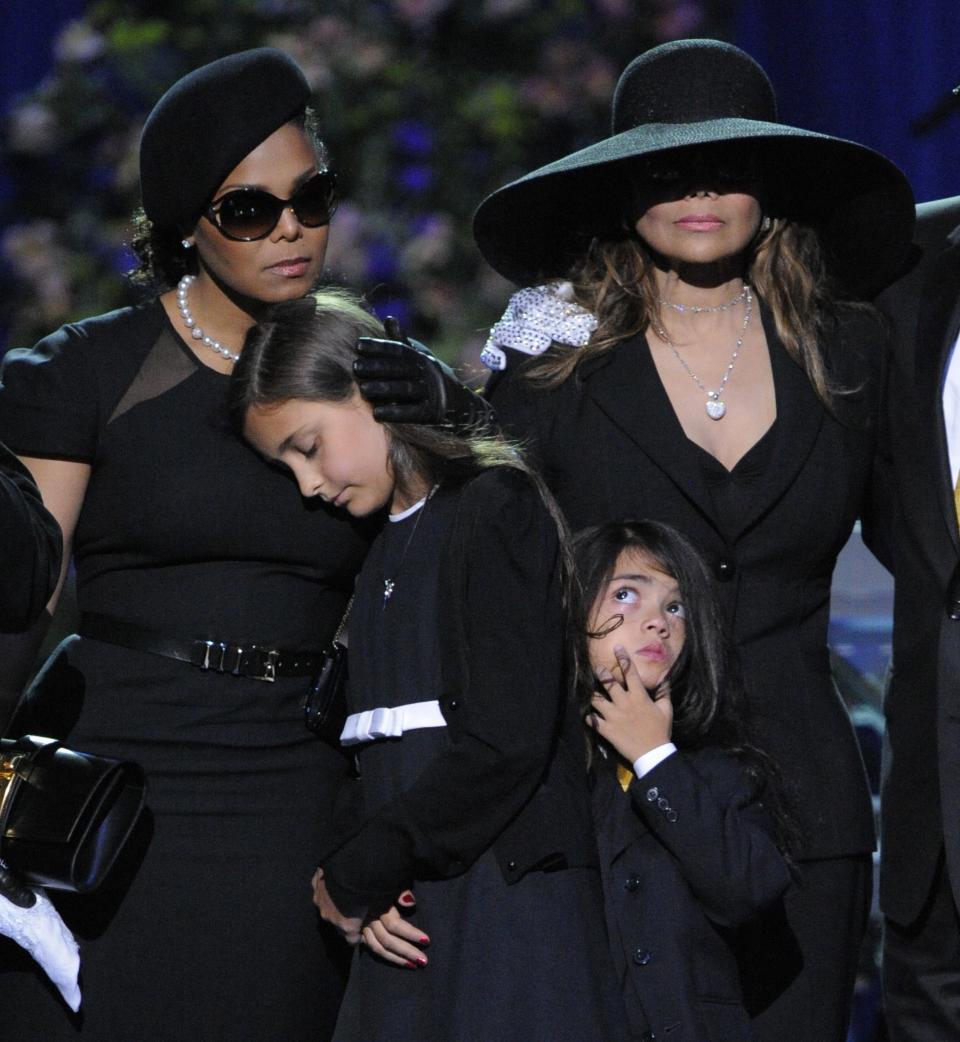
top-left (736, 0), bottom-right (960, 205)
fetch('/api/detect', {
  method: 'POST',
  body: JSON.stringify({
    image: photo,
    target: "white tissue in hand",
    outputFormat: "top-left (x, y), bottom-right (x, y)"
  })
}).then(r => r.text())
top-left (0, 887), bottom-right (81, 1011)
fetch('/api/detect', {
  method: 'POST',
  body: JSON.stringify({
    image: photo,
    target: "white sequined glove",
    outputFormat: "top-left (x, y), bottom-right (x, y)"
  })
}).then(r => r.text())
top-left (0, 885), bottom-right (81, 1010)
top-left (481, 282), bottom-right (598, 371)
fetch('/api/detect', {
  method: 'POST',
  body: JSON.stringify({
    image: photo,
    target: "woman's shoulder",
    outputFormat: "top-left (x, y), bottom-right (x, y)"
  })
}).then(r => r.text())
top-left (41, 300), bottom-right (164, 352)
top-left (6, 300), bottom-right (165, 372)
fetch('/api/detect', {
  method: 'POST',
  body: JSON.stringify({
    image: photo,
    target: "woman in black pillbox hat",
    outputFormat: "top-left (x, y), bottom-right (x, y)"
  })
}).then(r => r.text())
top-left (0, 48), bottom-right (356, 1039)
top-left (475, 37), bottom-right (913, 1042)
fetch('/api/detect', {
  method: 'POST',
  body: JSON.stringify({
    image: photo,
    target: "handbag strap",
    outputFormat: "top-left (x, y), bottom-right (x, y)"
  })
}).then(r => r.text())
top-left (331, 596), bottom-right (353, 645)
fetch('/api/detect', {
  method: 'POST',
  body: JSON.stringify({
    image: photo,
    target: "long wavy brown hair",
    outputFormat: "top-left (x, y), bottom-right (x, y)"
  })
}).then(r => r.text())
top-left (525, 216), bottom-right (845, 408)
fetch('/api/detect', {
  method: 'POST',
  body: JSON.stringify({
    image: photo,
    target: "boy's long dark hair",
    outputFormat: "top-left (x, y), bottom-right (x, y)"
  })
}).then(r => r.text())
top-left (573, 519), bottom-right (801, 859)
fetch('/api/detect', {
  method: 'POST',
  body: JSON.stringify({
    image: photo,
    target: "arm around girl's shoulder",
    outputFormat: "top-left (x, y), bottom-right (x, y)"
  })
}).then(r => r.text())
top-left (627, 747), bottom-right (792, 928)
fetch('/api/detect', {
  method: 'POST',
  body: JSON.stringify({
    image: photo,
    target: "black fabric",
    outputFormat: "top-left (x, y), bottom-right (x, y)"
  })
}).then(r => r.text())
top-left (874, 195), bottom-right (960, 1037)
top-left (594, 749), bottom-right (791, 1041)
top-left (487, 301), bottom-right (883, 1039)
top-left (0, 301), bottom-right (371, 1039)
top-left (883, 851), bottom-right (960, 1042)
top-left (472, 39), bottom-right (915, 297)
top-left (321, 470), bottom-right (625, 1041)
top-left (0, 440), bottom-right (61, 632)
top-left (139, 48), bottom-right (310, 229)
top-left (875, 196), bottom-right (960, 929)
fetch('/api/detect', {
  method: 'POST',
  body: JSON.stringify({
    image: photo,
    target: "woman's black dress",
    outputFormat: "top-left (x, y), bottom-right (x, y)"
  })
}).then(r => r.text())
top-left (0, 302), bottom-right (371, 1039)
top-left (323, 469), bottom-right (625, 1042)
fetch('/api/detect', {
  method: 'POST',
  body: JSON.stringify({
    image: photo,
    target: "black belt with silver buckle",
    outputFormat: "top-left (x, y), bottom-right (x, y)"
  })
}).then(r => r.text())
top-left (78, 613), bottom-right (324, 683)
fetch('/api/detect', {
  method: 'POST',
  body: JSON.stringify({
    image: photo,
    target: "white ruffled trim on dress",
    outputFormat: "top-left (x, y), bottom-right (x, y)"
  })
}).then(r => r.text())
top-left (481, 281), bottom-right (598, 371)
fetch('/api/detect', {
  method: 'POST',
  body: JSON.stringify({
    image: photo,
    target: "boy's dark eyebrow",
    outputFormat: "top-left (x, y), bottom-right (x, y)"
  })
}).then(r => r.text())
top-left (608, 573), bottom-right (681, 594)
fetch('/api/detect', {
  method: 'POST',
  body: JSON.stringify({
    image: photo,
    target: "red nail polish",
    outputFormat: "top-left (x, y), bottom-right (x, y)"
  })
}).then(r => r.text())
top-left (419, 936), bottom-right (430, 946)
top-left (405, 960), bottom-right (418, 969)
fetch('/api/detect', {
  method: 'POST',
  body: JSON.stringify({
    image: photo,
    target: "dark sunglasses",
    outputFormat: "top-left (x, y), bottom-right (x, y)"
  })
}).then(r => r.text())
top-left (203, 170), bottom-right (338, 242)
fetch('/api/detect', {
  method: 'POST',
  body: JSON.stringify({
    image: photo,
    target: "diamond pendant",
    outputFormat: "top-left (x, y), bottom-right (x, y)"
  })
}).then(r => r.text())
top-left (705, 394), bottom-right (726, 420)
top-left (383, 579), bottom-right (395, 604)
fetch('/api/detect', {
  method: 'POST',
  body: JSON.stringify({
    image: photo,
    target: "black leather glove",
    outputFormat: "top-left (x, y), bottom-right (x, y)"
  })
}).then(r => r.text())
top-left (354, 318), bottom-right (495, 432)
top-left (0, 860), bottom-right (36, 908)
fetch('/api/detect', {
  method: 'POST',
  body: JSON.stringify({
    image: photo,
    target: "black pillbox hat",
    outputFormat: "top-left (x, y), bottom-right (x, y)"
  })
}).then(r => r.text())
top-left (139, 47), bottom-right (311, 230)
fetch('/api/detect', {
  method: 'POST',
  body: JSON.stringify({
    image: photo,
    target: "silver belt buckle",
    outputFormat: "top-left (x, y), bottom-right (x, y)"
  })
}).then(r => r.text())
top-left (251, 647), bottom-right (279, 683)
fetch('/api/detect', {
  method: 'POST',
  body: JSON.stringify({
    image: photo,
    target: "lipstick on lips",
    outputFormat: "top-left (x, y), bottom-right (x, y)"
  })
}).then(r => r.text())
top-left (674, 214), bottom-right (724, 231)
top-left (637, 642), bottom-right (667, 660)
top-left (268, 257), bottom-right (311, 277)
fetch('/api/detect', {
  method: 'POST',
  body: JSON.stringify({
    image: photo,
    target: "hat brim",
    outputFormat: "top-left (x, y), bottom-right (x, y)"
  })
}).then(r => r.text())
top-left (473, 119), bottom-right (915, 297)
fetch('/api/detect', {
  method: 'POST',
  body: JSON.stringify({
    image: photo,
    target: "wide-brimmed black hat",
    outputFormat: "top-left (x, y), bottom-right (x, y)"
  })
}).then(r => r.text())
top-left (473, 38), bottom-right (915, 297)
top-left (140, 48), bottom-right (311, 230)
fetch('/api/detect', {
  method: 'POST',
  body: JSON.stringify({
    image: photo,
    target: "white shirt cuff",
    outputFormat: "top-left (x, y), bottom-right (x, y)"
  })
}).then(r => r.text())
top-left (633, 743), bottom-right (677, 779)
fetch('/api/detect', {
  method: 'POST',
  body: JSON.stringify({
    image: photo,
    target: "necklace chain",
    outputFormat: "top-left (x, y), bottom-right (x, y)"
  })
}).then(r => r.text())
top-left (176, 275), bottom-right (240, 364)
top-left (653, 286), bottom-right (754, 421)
top-left (383, 484), bottom-right (439, 607)
top-left (657, 284), bottom-right (748, 314)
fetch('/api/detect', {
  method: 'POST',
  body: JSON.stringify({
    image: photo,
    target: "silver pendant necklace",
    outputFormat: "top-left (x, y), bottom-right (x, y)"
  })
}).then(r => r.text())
top-left (383, 484), bottom-right (439, 607)
top-left (653, 285), bottom-right (753, 421)
top-left (657, 284), bottom-right (748, 314)
top-left (176, 275), bottom-right (240, 364)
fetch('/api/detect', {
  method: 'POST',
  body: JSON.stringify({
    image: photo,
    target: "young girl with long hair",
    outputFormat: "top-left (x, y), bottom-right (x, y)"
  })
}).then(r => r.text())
top-left (575, 518), bottom-right (794, 1041)
top-left (229, 288), bottom-right (623, 1042)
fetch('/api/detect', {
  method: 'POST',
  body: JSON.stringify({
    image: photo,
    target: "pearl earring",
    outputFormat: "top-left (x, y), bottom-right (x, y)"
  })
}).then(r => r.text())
top-left (761, 216), bottom-right (772, 233)
top-left (181, 239), bottom-right (193, 249)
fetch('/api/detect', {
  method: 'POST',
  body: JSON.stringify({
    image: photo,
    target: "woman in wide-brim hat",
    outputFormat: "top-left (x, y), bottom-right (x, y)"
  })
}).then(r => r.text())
top-left (475, 37), bottom-right (912, 1042)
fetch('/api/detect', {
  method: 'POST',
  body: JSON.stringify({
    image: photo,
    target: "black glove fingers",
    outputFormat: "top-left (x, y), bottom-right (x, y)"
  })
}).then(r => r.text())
top-left (357, 379), bottom-right (428, 402)
top-left (353, 356), bottom-right (425, 381)
top-left (356, 336), bottom-right (410, 359)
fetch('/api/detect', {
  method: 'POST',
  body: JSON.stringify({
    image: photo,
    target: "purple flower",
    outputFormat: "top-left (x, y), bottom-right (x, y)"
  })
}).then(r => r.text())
top-left (394, 121), bottom-right (434, 156)
top-left (398, 164), bottom-right (434, 194)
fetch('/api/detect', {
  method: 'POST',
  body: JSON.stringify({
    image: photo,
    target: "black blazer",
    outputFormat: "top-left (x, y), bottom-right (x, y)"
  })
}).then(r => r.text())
top-left (595, 749), bottom-right (791, 1041)
top-left (489, 304), bottom-right (883, 859)
top-left (875, 196), bottom-right (960, 925)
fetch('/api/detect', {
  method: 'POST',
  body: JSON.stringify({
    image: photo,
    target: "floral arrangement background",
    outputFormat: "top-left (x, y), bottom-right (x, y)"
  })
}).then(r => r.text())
top-left (0, 0), bottom-right (727, 372)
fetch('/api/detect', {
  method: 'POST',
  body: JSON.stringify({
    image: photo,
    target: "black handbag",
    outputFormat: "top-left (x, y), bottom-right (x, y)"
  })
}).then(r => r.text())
top-left (302, 597), bottom-right (352, 744)
top-left (0, 735), bottom-right (145, 892)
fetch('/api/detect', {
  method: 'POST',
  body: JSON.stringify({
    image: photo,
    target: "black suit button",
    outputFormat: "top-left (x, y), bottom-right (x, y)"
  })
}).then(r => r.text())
top-left (624, 875), bottom-right (641, 892)
top-left (447, 699), bottom-right (459, 709)
top-left (715, 556), bottom-right (736, 582)
top-left (507, 860), bottom-right (517, 871)
top-left (666, 809), bottom-right (678, 822)
top-left (633, 947), bottom-right (653, 966)
top-left (657, 797), bottom-right (669, 810)
top-left (645, 787), bottom-right (658, 802)
top-left (641, 1033), bottom-right (656, 1041)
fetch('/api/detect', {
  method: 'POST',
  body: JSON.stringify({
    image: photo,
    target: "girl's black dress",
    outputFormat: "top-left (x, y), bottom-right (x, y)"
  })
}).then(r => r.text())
top-left (322, 468), bottom-right (625, 1042)
top-left (0, 302), bottom-right (370, 1039)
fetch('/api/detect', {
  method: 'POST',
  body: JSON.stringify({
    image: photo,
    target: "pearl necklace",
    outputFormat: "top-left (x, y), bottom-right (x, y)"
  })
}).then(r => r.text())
top-left (653, 286), bottom-right (754, 421)
top-left (176, 275), bottom-right (240, 364)
top-left (657, 284), bottom-right (748, 314)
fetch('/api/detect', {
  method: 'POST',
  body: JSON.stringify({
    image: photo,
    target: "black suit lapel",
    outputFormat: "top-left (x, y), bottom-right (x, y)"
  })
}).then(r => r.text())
top-left (585, 309), bottom-right (825, 543)
top-left (730, 306), bottom-right (825, 540)
top-left (584, 333), bottom-right (722, 532)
